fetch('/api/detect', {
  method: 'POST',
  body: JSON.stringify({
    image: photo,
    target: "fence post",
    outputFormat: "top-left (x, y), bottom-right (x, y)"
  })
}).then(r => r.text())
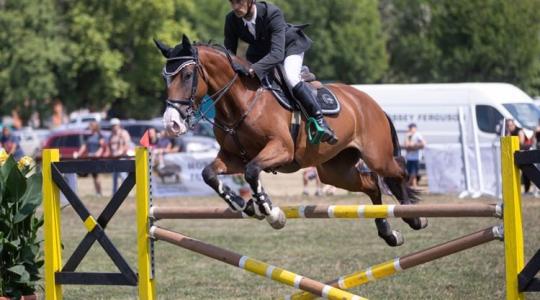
top-left (43, 149), bottom-right (63, 300)
top-left (501, 136), bottom-right (525, 300)
top-left (136, 147), bottom-right (156, 300)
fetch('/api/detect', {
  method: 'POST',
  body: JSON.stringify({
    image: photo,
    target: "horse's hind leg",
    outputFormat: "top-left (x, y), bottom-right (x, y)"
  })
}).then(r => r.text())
top-left (316, 149), bottom-right (404, 247)
top-left (383, 156), bottom-right (428, 230)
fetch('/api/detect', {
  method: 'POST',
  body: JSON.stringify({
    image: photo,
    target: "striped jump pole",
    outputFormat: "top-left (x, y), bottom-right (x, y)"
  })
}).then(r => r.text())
top-left (150, 226), bottom-right (367, 300)
top-left (285, 226), bottom-right (503, 300)
top-left (150, 203), bottom-right (502, 220)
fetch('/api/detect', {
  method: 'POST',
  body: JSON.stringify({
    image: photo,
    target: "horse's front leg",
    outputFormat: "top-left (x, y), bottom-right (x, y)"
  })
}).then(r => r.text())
top-left (244, 139), bottom-right (293, 229)
top-left (201, 151), bottom-right (255, 216)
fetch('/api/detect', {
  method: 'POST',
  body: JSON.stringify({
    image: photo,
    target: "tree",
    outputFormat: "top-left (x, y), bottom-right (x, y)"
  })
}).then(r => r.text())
top-left (275, 0), bottom-right (388, 83)
top-left (56, 0), bottom-right (198, 118)
top-left (384, 0), bottom-right (540, 95)
top-left (0, 0), bottom-right (66, 119)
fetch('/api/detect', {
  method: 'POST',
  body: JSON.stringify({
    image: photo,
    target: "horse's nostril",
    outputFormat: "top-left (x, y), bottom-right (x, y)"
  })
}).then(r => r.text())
top-left (170, 122), bottom-right (180, 132)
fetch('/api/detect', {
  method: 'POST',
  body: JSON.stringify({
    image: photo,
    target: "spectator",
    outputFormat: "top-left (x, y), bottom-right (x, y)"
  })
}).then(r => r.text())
top-left (404, 123), bottom-right (426, 189)
top-left (49, 99), bottom-right (69, 129)
top-left (535, 119), bottom-right (540, 197)
top-left (302, 167), bottom-right (322, 196)
top-left (505, 119), bottom-right (534, 194)
top-left (148, 128), bottom-right (172, 169)
top-left (171, 136), bottom-right (185, 153)
top-left (108, 118), bottom-right (132, 194)
top-left (74, 121), bottom-right (108, 196)
top-left (1, 126), bottom-right (24, 160)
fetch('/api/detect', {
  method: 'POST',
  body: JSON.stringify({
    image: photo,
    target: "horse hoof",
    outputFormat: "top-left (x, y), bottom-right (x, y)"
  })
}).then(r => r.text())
top-left (405, 217), bottom-right (428, 230)
top-left (382, 230), bottom-right (404, 247)
top-left (266, 207), bottom-right (286, 230)
top-left (244, 200), bottom-right (265, 220)
top-left (419, 217), bottom-right (428, 229)
top-left (391, 230), bottom-right (404, 246)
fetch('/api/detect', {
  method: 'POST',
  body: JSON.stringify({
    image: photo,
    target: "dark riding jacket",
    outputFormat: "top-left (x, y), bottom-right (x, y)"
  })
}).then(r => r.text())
top-left (224, 1), bottom-right (312, 80)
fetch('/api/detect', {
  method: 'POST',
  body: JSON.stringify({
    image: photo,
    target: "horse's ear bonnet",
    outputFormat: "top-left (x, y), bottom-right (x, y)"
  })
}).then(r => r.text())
top-left (154, 39), bottom-right (170, 57)
top-left (163, 35), bottom-right (196, 75)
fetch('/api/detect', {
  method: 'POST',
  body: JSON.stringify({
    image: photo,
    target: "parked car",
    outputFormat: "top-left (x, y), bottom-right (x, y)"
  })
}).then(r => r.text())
top-left (39, 129), bottom-right (110, 160)
top-left (176, 135), bottom-right (219, 153)
top-left (12, 127), bottom-right (50, 157)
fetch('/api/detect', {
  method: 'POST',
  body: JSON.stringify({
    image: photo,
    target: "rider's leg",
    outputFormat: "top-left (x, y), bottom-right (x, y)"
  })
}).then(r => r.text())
top-left (284, 53), bottom-right (337, 144)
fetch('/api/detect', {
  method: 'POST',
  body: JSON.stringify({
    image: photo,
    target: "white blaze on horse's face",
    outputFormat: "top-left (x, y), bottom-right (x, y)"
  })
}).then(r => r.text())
top-left (163, 107), bottom-right (188, 136)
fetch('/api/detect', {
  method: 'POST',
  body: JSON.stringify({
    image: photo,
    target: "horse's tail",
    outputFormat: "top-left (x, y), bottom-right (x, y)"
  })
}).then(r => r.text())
top-left (385, 113), bottom-right (400, 157)
top-left (382, 113), bottom-right (421, 204)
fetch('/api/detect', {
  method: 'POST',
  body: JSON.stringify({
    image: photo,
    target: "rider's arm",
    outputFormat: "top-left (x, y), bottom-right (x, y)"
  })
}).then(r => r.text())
top-left (250, 7), bottom-right (286, 80)
top-left (224, 13), bottom-right (238, 55)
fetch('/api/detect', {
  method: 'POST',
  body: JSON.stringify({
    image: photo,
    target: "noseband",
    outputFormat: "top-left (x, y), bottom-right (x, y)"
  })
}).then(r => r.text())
top-left (163, 46), bottom-right (238, 128)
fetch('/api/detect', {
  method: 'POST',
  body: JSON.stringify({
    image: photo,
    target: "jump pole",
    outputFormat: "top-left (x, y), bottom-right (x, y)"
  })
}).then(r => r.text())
top-left (285, 226), bottom-right (503, 300)
top-left (149, 226), bottom-right (367, 300)
top-left (150, 203), bottom-right (502, 220)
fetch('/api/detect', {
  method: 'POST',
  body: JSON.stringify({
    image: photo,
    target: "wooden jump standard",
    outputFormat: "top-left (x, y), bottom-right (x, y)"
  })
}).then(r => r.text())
top-left (150, 203), bottom-right (502, 220)
top-left (285, 226), bottom-right (503, 300)
top-left (149, 226), bottom-right (366, 300)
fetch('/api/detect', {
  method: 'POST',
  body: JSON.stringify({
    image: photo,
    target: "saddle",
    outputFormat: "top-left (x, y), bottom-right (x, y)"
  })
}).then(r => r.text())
top-left (263, 65), bottom-right (341, 115)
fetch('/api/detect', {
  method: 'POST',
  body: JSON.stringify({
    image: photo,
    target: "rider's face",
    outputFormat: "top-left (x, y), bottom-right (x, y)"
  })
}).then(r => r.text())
top-left (229, 0), bottom-right (250, 18)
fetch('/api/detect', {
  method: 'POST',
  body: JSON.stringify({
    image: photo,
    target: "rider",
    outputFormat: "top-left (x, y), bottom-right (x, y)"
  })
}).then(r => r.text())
top-left (224, 0), bottom-right (338, 144)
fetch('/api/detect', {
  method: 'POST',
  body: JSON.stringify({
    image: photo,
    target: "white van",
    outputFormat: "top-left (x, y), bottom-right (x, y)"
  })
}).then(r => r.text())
top-left (351, 83), bottom-right (540, 145)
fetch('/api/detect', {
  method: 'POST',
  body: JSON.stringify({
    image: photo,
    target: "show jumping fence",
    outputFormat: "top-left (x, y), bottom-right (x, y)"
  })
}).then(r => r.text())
top-left (43, 136), bottom-right (540, 299)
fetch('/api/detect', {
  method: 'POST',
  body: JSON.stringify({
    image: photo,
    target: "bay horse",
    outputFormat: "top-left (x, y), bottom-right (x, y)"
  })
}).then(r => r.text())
top-left (155, 35), bottom-right (427, 247)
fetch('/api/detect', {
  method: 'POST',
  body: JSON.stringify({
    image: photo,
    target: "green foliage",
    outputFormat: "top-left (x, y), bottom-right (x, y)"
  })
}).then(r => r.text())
top-left (1, 0), bottom-right (540, 121)
top-left (274, 0), bottom-right (388, 83)
top-left (0, 154), bottom-right (43, 298)
top-left (0, 0), bottom-right (66, 114)
top-left (384, 0), bottom-right (540, 95)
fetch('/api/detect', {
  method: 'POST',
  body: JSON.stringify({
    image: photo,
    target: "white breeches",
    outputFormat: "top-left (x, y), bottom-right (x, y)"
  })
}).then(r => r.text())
top-left (283, 53), bottom-right (304, 87)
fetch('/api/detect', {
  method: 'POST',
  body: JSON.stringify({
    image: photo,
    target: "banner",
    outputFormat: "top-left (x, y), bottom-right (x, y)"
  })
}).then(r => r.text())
top-left (424, 143), bottom-right (501, 196)
top-left (151, 150), bottom-right (246, 197)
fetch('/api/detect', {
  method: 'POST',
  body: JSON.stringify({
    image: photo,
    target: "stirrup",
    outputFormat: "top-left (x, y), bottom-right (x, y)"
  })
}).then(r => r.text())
top-left (306, 117), bottom-right (337, 145)
top-left (306, 117), bottom-right (324, 144)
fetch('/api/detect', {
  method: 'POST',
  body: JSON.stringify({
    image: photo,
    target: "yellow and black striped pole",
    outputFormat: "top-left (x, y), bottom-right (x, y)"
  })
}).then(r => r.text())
top-left (285, 226), bottom-right (501, 300)
top-left (150, 226), bottom-right (367, 300)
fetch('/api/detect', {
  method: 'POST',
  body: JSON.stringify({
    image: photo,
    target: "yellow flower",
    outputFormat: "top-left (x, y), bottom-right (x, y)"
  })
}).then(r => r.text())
top-left (0, 149), bottom-right (8, 166)
top-left (17, 156), bottom-right (34, 171)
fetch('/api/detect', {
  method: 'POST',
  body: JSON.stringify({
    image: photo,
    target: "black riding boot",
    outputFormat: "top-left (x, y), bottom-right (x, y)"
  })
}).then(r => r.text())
top-left (293, 81), bottom-right (338, 144)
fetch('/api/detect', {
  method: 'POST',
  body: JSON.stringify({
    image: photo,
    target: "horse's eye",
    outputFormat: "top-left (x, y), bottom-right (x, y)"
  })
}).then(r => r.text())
top-left (185, 72), bottom-right (193, 80)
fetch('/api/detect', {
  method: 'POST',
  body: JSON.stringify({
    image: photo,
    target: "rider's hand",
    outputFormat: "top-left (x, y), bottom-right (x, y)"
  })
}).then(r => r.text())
top-left (232, 62), bottom-right (250, 77)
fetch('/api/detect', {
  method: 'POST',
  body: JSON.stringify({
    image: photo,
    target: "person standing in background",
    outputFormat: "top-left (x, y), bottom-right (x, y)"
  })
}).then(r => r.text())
top-left (404, 123), bottom-right (426, 189)
top-left (74, 121), bottom-right (108, 196)
top-left (506, 118), bottom-right (534, 194)
top-left (0, 126), bottom-right (24, 160)
top-left (108, 118), bottom-right (132, 193)
top-left (302, 166), bottom-right (322, 196)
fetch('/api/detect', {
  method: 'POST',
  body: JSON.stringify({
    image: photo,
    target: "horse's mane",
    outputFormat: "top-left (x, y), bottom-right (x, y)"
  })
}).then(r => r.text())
top-left (193, 42), bottom-right (251, 68)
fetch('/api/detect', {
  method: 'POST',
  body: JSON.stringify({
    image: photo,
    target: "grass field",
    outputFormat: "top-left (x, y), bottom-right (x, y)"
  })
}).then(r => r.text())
top-left (42, 173), bottom-right (540, 300)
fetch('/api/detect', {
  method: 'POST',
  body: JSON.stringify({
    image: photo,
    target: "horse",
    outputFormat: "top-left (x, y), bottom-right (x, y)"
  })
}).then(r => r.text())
top-left (155, 35), bottom-right (427, 247)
